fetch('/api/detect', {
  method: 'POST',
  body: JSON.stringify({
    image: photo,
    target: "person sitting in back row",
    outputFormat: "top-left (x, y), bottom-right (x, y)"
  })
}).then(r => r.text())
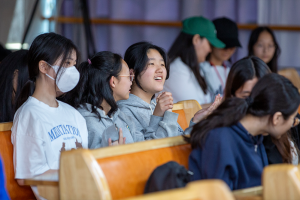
top-left (164, 16), bottom-right (225, 105)
top-left (187, 73), bottom-right (300, 190)
top-left (224, 56), bottom-right (300, 165)
top-left (200, 17), bottom-right (242, 97)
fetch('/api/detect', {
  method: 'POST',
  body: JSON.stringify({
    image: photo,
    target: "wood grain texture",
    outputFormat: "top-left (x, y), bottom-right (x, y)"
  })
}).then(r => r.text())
top-left (263, 164), bottom-right (300, 200)
top-left (172, 104), bottom-right (189, 130)
top-left (0, 122), bottom-right (13, 131)
top-left (24, 170), bottom-right (58, 186)
top-left (177, 100), bottom-right (202, 125)
top-left (42, 17), bottom-right (300, 31)
top-left (90, 135), bottom-right (188, 159)
top-left (59, 149), bottom-right (112, 200)
top-left (123, 180), bottom-right (235, 200)
top-left (38, 185), bottom-right (59, 200)
top-left (98, 144), bottom-right (191, 199)
top-left (0, 122), bottom-right (35, 200)
top-left (278, 68), bottom-right (300, 91)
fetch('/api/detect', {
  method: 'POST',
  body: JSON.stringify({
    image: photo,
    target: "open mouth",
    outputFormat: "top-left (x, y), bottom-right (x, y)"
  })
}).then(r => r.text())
top-left (154, 76), bottom-right (163, 81)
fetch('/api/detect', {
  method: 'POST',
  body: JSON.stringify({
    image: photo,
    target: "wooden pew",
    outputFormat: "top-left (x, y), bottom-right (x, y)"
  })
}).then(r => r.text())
top-left (23, 133), bottom-right (300, 200)
top-left (59, 135), bottom-right (191, 200)
top-left (123, 180), bottom-right (235, 200)
top-left (172, 103), bottom-right (189, 130)
top-left (24, 135), bottom-right (190, 199)
top-left (176, 100), bottom-right (202, 125)
top-left (0, 122), bottom-right (36, 200)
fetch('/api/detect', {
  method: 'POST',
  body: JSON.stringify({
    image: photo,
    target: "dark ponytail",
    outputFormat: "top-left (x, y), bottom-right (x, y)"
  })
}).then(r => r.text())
top-left (63, 51), bottom-right (123, 119)
top-left (14, 80), bottom-right (35, 111)
top-left (15, 33), bottom-right (78, 111)
top-left (186, 73), bottom-right (300, 149)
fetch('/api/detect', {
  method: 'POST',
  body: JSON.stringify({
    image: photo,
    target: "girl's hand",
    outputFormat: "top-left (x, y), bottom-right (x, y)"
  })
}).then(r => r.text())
top-left (192, 94), bottom-right (222, 123)
top-left (153, 92), bottom-right (173, 117)
top-left (108, 128), bottom-right (126, 146)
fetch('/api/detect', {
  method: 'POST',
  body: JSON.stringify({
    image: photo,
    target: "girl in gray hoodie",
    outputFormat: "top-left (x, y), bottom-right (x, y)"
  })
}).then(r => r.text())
top-left (63, 51), bottom-right (146, 148)
top-left (118, 42), bottom-right (184, 139)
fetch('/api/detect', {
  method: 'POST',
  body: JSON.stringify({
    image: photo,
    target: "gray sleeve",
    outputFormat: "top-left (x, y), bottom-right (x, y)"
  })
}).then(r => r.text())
top-left (84, 117), bottom-right (103, 149)
top-left (143, 111), bottom-right (182, 140)
top-left (183, 118), bottom-right (196, 135)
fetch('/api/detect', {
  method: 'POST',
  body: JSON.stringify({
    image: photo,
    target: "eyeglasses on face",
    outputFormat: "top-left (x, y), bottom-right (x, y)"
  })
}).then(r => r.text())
top-left (119, 74), bottom-right (135, 82)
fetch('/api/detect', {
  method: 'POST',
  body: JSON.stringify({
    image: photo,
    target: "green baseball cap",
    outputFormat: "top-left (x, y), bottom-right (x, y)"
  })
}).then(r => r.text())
top-left (182, 16), bottom-right (225, 48)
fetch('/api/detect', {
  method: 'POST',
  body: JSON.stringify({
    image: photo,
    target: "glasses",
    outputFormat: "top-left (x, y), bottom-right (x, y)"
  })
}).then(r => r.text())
top-left (119, 74), bottom-right (135, 82)
top-left (292, 117), bottom-right (300, 127)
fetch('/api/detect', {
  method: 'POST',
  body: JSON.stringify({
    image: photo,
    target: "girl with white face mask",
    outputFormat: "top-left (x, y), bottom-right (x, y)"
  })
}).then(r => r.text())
top-left (11, 33), bottom-right (88, 199)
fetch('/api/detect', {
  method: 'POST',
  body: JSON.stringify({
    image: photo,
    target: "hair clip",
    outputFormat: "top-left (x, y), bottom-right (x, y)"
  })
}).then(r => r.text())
top-left (88, 59), bottom-right (92, 64)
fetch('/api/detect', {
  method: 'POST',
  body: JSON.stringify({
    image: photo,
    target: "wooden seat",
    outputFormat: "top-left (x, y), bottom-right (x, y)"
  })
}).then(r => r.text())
top-left (0, 122), bottom-right (35, 200)
top-left (123, 180), bottom-right (235, 200)
top-left (59, 135), bottom-right (191, 200)
top-left (263, 164), bottom-right (300, 200)
top-left (176, 100), bottom-right (202, 125)
top-left (172, 103), bottom-right (189, 130)
top-left (233, 164), bottom-right (300, 200)
top-left (278, 68), bottom-right (300, 91)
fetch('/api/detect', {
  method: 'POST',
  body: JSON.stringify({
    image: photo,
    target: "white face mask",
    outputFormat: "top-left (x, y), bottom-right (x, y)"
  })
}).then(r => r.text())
top-left (45, 63), bottom-right (80, 92)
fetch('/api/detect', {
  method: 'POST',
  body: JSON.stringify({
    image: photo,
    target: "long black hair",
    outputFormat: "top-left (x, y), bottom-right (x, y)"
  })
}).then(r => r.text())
top-left (186, 73), bottom-right (300, 149)
top-left (224, 56), bottom-right (271, 98)
top-left (15, 32), bottom-right (79, 110)
top-left (248, 27), bottom-right (281, 73)
top-left (0, 50), bottom-right (28, 122)
top-left (124, 41), bottom-right (169, 91)
top-left (168, 32), bottom-right (208, 94)
top-left (63, 51), bottom-right (123, 119)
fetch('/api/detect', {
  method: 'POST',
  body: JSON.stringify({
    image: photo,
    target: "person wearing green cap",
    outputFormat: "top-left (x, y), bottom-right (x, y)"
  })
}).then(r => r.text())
top-left (163, 16), bottom-right (225, 106)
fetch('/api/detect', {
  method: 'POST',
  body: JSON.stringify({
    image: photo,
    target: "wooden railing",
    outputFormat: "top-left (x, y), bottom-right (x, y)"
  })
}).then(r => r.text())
top-left (42, 16), bottom-right (300, 31)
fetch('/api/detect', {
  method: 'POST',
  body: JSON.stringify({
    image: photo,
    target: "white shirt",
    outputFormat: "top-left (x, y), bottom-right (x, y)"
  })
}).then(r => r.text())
top-left (200, 61), bottom-right (230, 97)
top-left (163, 57), bottom-right (212, 105)
top-left (11, 96), bottom-right (88, 179)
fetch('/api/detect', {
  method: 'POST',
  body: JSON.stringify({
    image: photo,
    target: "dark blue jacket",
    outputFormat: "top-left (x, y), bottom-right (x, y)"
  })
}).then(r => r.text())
top-left (189, 122), bottom-right (268, 190)
top-left (0, 158), bottom-right (9, 200)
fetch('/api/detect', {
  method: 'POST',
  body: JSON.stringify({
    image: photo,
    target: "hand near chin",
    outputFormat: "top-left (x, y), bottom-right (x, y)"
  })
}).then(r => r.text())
top-left (192, 94), bottom-right (222, 123)
top-left (153, 92), bottom-right (173, 117)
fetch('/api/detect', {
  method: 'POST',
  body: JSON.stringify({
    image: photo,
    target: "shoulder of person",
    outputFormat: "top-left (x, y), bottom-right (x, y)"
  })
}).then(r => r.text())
top-left (170, 58), bottom-right (191, 73)
top-left (206, 126), bottom-right (235, 143)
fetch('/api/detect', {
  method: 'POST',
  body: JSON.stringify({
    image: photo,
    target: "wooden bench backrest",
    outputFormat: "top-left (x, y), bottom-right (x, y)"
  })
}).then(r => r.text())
top-left (123, 180), bottom-right (235, 200)
top-left (172, 103), bottom-right (189, 130)
top-left (0, 122), bottom-right (35, 200)
top-left (177, 100), bottom-right (202, 125)
top-left (278, 68), bottom-right (300, 90)
top-left (60, 136), bottom-right (191, 200)
top-left (263, 164), bottom-right (300, 200)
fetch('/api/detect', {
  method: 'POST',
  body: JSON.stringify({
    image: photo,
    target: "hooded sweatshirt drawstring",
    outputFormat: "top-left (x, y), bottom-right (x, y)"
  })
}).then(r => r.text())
top-left (149, 102), bottom-right (156, 115)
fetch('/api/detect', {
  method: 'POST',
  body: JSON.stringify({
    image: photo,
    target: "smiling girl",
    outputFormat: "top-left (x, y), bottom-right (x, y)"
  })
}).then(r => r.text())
top-left (64, 51), bottom-right (147, 148)
top-left (118, 42), bottom-right (183, 139)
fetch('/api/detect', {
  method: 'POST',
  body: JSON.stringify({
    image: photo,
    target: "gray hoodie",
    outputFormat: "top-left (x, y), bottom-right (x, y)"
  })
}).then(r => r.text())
top-left (118, 94), bottom-right (184, 140)
top-left (77, 103), bottom-right (144, 149)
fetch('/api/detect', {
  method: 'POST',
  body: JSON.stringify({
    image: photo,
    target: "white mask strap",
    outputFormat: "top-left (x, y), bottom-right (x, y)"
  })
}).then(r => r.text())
top-left (45, 73), bottom-right (55, 80)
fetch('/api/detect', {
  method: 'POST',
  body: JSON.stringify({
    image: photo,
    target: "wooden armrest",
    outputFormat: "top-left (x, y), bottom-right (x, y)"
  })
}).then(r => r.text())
top-left (24, 170), bottom-right (59, 186)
